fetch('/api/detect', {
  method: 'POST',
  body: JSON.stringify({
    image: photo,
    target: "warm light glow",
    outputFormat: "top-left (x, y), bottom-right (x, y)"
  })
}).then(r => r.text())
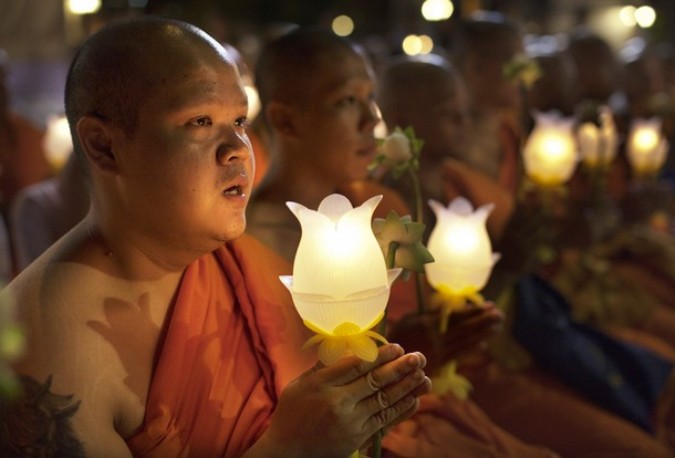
top-left (280, 194), bottom-right (402, 365)
top-left (317, 220), bottom-right (364, 261)
top-left (425, 198), bottom-right (499, 294)
top-left (523, 112), bottom-right (578, 186)
top-left (43, 115), bottom-right (73, 172)
top-left (244, 85), bottom-right (261, 121)
top-left (281, 194), bottom-right (400, 334)
top-left (576, 106), bottom-right (619, 168)
top-left (419, 35), bottom-right (434, 54)
top-left (441, 224), bottom-right (480, 257)
top-left (627, 118), bottom-right (669, 175)
top-left (401, 35), bottom-right (434, 55)
top-left (402, 35), bottom-right (423, 56)
top-left (66, 0), bottom-right (101, 14)
top-left (635, 5), bottom-right (656, 28)
top-left (374, 104), bottom-right (388, 138)
top-left (332, 15), bottom-right (354, 37)
top-left (634, 129), bottom-right (659, 150)
top-left (619, 6), bottom-right (637, 26)
top-left (421, 0), bottom-right (454, 21)
top-left (586, 7), bottom-right (635, 51)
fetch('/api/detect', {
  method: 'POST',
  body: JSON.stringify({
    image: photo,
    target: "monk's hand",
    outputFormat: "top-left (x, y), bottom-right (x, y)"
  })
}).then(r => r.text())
top-left (254, 344), bottom-right (431, 458)
top-left (388, 303), bottom-right (504, 372)
top-left (440, 302), bottom-right (504, 360)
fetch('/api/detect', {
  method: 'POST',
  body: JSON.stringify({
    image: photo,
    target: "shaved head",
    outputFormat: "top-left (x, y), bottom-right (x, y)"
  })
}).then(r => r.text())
top-left (255, 27), bottom-right (364, 110)
top-left (378, 55), bottom-right (470, 163)
top-left (378, 56), bottom-right (461, 124)
top-left (65, 16), bottom-right (236, 159)
top-left (452, 11), bottom-right (522, 64)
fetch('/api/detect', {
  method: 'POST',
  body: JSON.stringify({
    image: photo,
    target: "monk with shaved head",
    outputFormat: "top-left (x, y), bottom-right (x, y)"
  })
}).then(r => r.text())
top-left (248, 27), bottom-right (390, 261)
top-left (246, 27), bottom-right (564, 458)
top-left (0, 17), bottom-right (431, 457)
top-left (378, 56), bottom-right (514, 239)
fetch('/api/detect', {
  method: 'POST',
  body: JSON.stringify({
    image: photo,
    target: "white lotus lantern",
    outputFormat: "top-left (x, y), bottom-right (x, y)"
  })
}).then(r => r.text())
top-left (425, 197), bottom-right (500, 332)
top-left (627, 117), bottom-right (669, 177)
top-left (577, 106), bottom-right (619, 168)
top-left (280, 194), bottom-right (401, 365)
top-left (523, 112), bottom-right (579, 186)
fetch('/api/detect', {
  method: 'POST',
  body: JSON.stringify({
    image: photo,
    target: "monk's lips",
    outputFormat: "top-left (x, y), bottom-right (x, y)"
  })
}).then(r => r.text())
top-left (223, 185), bottom-right (243, 196)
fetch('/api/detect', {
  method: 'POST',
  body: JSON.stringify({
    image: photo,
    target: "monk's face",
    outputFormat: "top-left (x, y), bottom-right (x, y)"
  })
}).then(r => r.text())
top-left (113, 46), bottom-right (253, 251)
top-left (293, 52), bottom-right (379, 186)
top-left (462, 36), bottom-right (522, 112)
top-left (405, 75), bottom-right (471, 163)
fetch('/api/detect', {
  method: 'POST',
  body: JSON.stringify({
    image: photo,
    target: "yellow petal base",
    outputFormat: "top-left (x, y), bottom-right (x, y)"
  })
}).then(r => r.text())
top-left (431, 360), bottom-right (473, 400)
top-left (431, 286), bottom-right (485, 333)
top-left (302, 312), bottom-right (388, 366)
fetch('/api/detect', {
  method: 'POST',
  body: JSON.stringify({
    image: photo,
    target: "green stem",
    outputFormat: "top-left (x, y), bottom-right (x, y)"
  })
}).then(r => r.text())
top-left (406, 167), bottom-right (427, 315)
top-left (378, 241), bottom-right (400, 337)
top-left (372, 430), bottom-right (383, 458)
top-left (414, 272), bottom-right (426, 315)
top-left (407, 167), bottom-right (424, 226)
top-left (385, 241), bottom-right (400, 270)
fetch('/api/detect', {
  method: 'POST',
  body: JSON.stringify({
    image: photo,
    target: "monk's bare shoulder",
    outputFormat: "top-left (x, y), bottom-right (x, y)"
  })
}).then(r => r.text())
top-left (0, 235), bottom-right (156, 456)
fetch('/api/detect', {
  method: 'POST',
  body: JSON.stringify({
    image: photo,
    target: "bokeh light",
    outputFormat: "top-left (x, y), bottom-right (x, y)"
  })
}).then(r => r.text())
top-left (402, 34), bottom-right (434, 56)
top-left (332, 15), bottom-right (355, 37)
top-left (635, 5), bottom-right (656, 28)
top-left (421, 0), bottom-right (454, 22)
top-left (66, 0), bottom-right (102, 15)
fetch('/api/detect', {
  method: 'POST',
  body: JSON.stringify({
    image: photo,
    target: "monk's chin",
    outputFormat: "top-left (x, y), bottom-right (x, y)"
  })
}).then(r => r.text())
top-left (216, 225), bottom-right (246, 244)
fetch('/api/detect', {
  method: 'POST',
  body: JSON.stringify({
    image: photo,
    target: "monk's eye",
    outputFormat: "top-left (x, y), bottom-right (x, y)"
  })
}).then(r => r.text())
top-left (189, 116), bottom-right (212, 127)
top-left (234, 116), bottom-right (249, 129)
top-left (336, 95), bottom-right (358, 108)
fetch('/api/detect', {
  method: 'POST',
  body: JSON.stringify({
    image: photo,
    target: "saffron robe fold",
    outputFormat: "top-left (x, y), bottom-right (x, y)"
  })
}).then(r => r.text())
top-left (126, 236), bottom-right (313, 457)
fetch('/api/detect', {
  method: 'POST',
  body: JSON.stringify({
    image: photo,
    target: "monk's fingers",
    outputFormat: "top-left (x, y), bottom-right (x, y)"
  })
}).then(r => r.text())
top-left (359, 371), bottom-right (431, 434)
top-left (358, 365), bottom-right (430, 417)
top-left (351, 351), bottom-right (427, 401)
top-left (312, 344), bottom-right (405, 387)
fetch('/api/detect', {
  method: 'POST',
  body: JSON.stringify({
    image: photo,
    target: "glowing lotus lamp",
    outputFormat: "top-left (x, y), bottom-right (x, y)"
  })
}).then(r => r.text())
top-left (523, 112), bottom-right (579, 187)
top-left (425, 197), bottom-right (500, 332)
top-left (577, 106), bottom-right (619, 169)
top-left (627, 117), bottom-right (669, 177)
top-left (280, 194), bottom-right (401, 366)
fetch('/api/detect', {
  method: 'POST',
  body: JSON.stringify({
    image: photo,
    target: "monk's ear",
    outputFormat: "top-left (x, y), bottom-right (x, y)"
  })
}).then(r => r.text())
top-left (76, 115), bottom-right (118, 175)
top-left (266, 100), bottom-right (298, 138)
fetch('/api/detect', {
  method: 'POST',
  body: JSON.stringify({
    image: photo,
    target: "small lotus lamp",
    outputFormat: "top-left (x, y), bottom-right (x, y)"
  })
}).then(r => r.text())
top-left (523, 112), bottom-right (579, 187)
top-left (576, 106), bottom-right (619, 169)
top-left (425, 197), bottom-right (500, 332)
top-left (626, 117), bottom-right (669, 177)
top-left (280, 194), bottom-right (401, 366)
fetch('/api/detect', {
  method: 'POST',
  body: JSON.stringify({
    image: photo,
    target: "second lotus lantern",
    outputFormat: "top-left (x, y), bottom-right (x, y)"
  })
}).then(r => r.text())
top-left (425, 197), bottom-right (500, 332)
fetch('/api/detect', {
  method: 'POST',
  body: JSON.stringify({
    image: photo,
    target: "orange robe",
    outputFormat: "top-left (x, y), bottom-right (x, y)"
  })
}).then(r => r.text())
top-left (126, 236), bottom-right (312, 457)
top-left (127, 235), bottom-right (555, 457)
